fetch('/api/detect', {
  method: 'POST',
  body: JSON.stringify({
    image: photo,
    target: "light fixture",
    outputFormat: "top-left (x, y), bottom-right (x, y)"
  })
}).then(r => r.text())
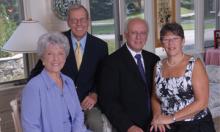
top-left (2, 20), bottom-right (47, 53)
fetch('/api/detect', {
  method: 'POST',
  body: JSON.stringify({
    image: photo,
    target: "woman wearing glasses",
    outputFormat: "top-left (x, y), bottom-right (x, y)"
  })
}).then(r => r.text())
top-left (150, 23), bottom-right (215, 132)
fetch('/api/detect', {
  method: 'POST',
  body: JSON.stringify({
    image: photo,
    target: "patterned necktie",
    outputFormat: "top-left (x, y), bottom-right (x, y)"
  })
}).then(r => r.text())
top-left (135, 54), bottom-right (146, 82)
top-left (135, 54), bottom-right (151, 113)
top-left (75, 41), bottom-right (82, 70)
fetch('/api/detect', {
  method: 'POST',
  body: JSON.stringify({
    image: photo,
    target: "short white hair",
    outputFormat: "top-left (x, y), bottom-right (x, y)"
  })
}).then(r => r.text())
top-left (37, 32), bottom-right (70, 58)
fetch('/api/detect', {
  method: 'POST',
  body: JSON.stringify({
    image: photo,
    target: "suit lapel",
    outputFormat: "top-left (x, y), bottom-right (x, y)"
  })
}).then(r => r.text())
top-left (78, 33), bottom-right (91, 73)
top-left (142, 52), bottom-right (150, 87)
top-left (65, 31), bottom-right (90, 73)
top-left (64, 30), bottom-right (78, 73)
top-left (121, 45), bottom-right (146, 86)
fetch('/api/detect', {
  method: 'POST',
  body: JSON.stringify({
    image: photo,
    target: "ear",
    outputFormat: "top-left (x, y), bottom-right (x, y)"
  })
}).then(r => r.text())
top-left (87, 18), bottom-right (91, 26)
top-left (67, 17), bottom-right (71, 27)
top-left (124, 32), bottom-right (128, 40)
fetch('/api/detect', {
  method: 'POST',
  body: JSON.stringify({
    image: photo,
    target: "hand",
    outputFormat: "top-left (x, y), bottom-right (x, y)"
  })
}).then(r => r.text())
top-left (81, 93), bottom-right (97, 110)
top-left (150, 114), bottom-right (171, 132)
top-left (155, 114), bottom-right (173, 125)
top-left (150, 124), bottom-right (170, 132)
top-left (127, 125), bottom-right (144, 132)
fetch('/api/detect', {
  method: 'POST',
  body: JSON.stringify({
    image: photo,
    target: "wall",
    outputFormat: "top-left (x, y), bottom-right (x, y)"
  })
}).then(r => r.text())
top-left (24, 0), bottom-right (69, 32)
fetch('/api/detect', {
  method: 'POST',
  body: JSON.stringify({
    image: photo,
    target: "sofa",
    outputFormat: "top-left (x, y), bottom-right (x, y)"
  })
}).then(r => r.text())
top-left (206, 65), bottom-right (220, 132)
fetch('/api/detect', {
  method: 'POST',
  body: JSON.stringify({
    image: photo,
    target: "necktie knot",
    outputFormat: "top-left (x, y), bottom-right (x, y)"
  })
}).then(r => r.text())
top-left (76, 41), bottom-right (80, 48)
top-left (135, 54), bottom-right (141, 60)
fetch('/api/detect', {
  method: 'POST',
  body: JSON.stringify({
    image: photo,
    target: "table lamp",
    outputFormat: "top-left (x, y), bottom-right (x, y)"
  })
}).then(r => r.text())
top-left (2, 20), bottom-right (47, 77)
top-left (2, 20), bottom-right (47, 53)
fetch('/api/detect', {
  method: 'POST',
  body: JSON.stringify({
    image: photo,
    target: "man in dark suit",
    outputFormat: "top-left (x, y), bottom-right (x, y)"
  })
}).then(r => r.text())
top-left (29, 4), bottom-right (108, 132)
top-left (98, 18), bottom-right (160, 132)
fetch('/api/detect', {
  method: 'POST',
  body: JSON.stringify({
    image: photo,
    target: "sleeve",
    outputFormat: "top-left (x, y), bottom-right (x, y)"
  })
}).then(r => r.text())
top-left (21, 80), bottom-right (42, 132)
top-left (98, 60), bottom-right (134, 132)
top-left (68, 79), bottom-right (91, 132)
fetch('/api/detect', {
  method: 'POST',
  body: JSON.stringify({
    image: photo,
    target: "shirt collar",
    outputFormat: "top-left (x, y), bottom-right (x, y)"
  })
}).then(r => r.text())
top-left (41, 69), bottom-right (68, 89)
top-left (71, 32), bottom-right (87, 49)
top-left (126, 43), bottom-right (142, 58)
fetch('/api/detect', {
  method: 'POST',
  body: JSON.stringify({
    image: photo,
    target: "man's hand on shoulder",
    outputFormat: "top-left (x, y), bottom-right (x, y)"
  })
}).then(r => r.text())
top-left (81, 92), bottom-right (97, 110)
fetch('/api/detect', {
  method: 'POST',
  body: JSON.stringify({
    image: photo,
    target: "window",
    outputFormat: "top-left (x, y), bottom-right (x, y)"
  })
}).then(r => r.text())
top-left (125, 0), bottom-right (144, 19)
top-left (204, 0), bottom-right (216, 48)
top-left (89, 0), bottom-right (116, 54)
top-left (180, 0), bottom-right (195, 50)
top-left (0, 0), bottom-right (24, 83)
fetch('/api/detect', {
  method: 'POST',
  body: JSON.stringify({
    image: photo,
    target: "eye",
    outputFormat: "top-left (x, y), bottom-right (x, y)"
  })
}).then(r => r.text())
top-left (58, 52), bottom-right (65, 56)
top-left (47, 52), bottom-right (52, 55)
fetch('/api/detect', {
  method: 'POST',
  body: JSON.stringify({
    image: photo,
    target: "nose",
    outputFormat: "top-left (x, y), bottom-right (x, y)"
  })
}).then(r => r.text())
top-left (53, 54), bottom-right (58, 60)
top-left (76, 20), bottom-right (81, 25)
top-left (135, 33), bottom-right (142, 39)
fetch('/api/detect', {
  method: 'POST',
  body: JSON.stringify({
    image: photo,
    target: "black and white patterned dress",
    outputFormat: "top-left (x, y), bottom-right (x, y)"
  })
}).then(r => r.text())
top-left (155, 57), bottom-right (208, 121)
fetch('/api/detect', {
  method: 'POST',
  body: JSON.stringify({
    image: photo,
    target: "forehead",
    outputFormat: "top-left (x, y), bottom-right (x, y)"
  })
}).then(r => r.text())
top-left (128, 20), bottom-right (147, 32)
top-left (69, 8), bottom-right (87, 18)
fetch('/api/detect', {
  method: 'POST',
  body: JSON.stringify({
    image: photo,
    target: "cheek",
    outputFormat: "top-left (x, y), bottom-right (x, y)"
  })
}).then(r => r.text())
top-left (60, 55), bottom-right (67, 63)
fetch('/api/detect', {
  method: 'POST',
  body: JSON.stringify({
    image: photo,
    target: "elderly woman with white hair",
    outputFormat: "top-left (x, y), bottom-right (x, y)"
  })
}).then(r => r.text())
top-left (21, 32), bottom-right (90, 132)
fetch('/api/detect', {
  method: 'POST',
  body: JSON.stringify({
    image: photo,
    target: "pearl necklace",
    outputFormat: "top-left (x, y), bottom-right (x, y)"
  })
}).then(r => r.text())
top-left (166, 54), bottom-right (185, 67)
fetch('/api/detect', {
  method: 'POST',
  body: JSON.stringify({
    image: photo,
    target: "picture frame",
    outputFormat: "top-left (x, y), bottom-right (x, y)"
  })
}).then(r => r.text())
top-left (154, 0), bottom-right (176, 47)
top-left (214, 30), bottom-right (220, 48)
top-left (52, 0), bottom-right (80, 20)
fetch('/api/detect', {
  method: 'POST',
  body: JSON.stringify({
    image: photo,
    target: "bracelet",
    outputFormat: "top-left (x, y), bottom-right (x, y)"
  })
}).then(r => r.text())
top-left (172, 114), bottom-right (176, 123)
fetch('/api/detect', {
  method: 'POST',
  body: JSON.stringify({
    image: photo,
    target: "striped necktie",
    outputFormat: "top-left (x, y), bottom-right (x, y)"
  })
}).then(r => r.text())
top-left (75, 41), bottom-right (82, 70)
top-left (135, 54), bottom-right (151, 114)
top-left (135, 54), bottom-right (146, 82)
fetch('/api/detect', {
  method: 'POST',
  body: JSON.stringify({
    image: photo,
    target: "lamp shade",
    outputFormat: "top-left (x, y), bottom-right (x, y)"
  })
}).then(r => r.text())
top-left (2, 20), bottom-right (47, 53)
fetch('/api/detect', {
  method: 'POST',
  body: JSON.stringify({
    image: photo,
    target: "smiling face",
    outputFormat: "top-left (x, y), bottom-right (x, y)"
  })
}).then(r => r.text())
top-left (67, 8), bottom-right (89, 41)
top-left (161, 32), bottom-right (184, 57)
top-left (125, 18), bottom-right (148, 52)
top-left (41, 44), bottom-right (66, 75)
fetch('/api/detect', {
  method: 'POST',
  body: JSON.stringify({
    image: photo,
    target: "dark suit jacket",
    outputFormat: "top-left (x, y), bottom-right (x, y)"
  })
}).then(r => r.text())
top-left (29, 30), bottom-right (108, 102)
top-left (98, 44), bottom-right (160, 132)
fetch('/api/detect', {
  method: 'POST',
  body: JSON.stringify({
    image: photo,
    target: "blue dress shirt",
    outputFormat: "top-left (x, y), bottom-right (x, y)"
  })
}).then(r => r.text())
top-left (21, 69), bottom-right (90, 132)
top-left (71, 32), bottom-right (87, 54)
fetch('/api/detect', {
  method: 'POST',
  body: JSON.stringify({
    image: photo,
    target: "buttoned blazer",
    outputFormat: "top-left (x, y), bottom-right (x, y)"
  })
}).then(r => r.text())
top-left (98, 44), bottom-right (160, 132)
top-left (29, 30), bottom-right (108, 102)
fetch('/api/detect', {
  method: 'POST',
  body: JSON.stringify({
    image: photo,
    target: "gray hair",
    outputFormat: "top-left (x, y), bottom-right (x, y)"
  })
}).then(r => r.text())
top-left (124, 18), bottom-right (149, 34)
top-left (67, 4), bottom-right (89, 19)
top-left (37, 32), bottom-right (70, 58)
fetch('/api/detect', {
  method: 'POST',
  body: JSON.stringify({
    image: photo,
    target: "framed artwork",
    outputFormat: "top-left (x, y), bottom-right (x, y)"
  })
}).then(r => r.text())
top-left (52, 0), bottom-right (80, 20)
top-left (214, 30), bottom-right (220, 48)
top-left (154, 0), bottom-right (176, 47)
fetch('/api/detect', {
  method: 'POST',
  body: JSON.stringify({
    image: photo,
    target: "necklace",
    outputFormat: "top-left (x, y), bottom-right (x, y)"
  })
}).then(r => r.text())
top-left (166, 53), bottom-right (185, 67)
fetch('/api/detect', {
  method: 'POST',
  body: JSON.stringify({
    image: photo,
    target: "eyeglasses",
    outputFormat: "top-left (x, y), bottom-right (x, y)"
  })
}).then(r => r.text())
top-left (130, 31), bottom-right (147, 37)
top-left (69, 18), bottom-right (88, 25)
top-left (161, 36), bottom-right (181, 44)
